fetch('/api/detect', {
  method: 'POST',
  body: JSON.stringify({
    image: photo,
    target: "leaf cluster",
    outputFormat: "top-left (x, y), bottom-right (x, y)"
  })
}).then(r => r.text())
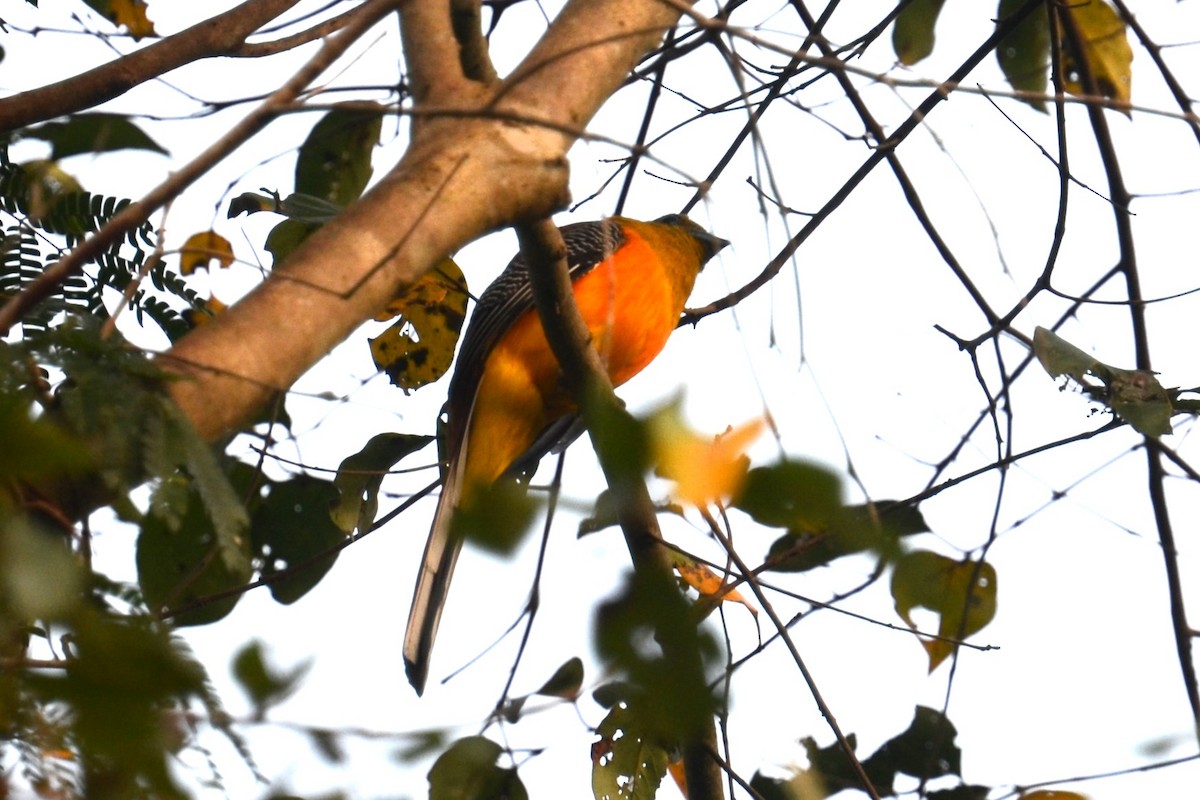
top-left (0, 151), bottom-right (201, 342)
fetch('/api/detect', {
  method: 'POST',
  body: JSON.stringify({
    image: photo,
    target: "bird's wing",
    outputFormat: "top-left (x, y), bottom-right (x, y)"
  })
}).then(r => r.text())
top-left (403, 220), bottom-right (624, 693)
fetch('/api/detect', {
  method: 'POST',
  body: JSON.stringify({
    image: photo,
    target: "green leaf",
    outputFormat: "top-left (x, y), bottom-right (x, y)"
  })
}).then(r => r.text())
top-left (137, 480), bottom-right (253, 626)
top-left (996, 0), bottom-right (1050, 111)
top-left (428, 736), bottom-right (528, 800)
top-left (0, 392), bottom-right (93, 482)
top-left (26, 612), bottom-right (205, 798)
top-left (1107, 367), bottom-right (1173, 437)
top-left (22, 113), bottom-right (168, 160)
top-left (795, 732), bottom-right (881, 796)
top-left (594, 570), bottom-right (717, 743)
top-left (863, 706), bottom-right (962, 783)
top-left (1034, 326), bottom-right (1174, 436)
top-left (295, 105), bottom-right (383, 208)
top-left (1033, 326), bottom-right (1107, 383)
top-left (891, 551), bottom-right (997, 671)
top-left (453, 479), bottom-right (539, 556)
top-left (592, 703), bottom-right (670, 800)
top-left (893, 0), bottom-right (948, 66)
top-left (763, 499), bottom-right (927, 573)
top-left (250, 474), bottom-right (346, 605)
top-left (278, 192), bottom-right (346, 225)
top-left (160, 403), bottom-right (251, 573)
top-left (232, 641), bottom-right (310, 719)
top-left (0, 518), bottom-right (85, 621)
top-left (749, 771), bottom-right (821, 800)
top-left (264, 218), bottom-right (315, 267)
top-left (734, 459), bottom-right (842, 530)
top-left (535, 656), bottom-right (584, 700)
top-left (330, 432), bottom-right (433, 535)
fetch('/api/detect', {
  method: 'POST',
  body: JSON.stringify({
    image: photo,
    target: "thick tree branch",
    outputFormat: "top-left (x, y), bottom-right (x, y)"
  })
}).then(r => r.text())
top-left (0, 0), bottom-right (303, 132)
top-left (162, 0), bottom-right (696, 442)
top-left (515, 219), bottom-right (724, 800)
top-left (235, 5), bottom-right (366, 58)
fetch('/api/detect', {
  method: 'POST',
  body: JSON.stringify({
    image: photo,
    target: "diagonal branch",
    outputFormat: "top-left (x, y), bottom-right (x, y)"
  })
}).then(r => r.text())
top-left (516, 218), bottom-right (724, 800)
top-left (0, 0), bottom-right (303, 132)
top-left (161, 0), bottom-right (699, 443)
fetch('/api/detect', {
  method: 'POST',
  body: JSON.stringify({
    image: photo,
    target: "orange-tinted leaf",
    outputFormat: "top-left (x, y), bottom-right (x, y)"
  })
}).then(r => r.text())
top-left (666, 759), bottom-right (687, 798)
top-left (651, 403), bottom-right (763, 506)
top-left (370, 257), bottom-right (468, 392)
top-left (891, 550), bottom-right (997, 671)
top-left (86, 0), bottom-right (156, 39)
top-left (179, 231), bottom-right (234, 275)
top-left (673, 557), bottom-right (756, 617)
top-left (1060, 0), bottom-right (1132, 109)
top-left (183, 296), bottom-right (228, 328)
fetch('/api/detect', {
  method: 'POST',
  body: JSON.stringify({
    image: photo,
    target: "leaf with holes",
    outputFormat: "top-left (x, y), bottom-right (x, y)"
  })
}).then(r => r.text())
top-left (179, 231), bottom-right (233, 275)
top-left (891, 550), bottom-right (996, 671)
top-left (371, 258), bottom-right (468, 392)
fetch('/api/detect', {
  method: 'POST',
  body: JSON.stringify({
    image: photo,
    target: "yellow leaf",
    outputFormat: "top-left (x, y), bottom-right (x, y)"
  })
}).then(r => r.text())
top-left (179, 231), bottom-right (234, 275)
top-left (1060, 0), bottom-right (1132, 109)
top-left (21, 160), bottom-right (83, 223)
top-left (651, 405), bottom-right (764, 506)
top-left (673, 557), bottom-right (756, 617)
top-left (891, 550), bottom-right (997, 672)
top-left (370, 258), bottom-right (468, 392)
top-left (107, 0), bottom-right (156, 39)
top-left (183, 295), bottom-right (228, 328)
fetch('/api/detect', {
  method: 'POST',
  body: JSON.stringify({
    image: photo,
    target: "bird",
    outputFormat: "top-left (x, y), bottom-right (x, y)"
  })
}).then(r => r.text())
top-left (403, 214), bottom-right (729, 694)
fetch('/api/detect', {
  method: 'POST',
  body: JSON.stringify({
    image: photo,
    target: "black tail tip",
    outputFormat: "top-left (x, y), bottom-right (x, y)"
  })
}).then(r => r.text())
top-left (404, 657), bottom-right (428, 696)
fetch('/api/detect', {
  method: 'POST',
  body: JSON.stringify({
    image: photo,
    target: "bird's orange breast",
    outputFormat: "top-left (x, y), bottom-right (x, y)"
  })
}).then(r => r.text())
top-left (460, 227), bottom-right (696, 489)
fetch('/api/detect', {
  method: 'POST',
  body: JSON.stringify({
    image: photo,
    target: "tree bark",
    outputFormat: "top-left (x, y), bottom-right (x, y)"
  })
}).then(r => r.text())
top-left (164, 0), bottom-right (694, 442)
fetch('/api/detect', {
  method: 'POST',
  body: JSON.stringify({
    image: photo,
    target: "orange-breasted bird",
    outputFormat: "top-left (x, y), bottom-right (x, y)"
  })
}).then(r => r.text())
top-left (403, 214), bottom-right (728, 694)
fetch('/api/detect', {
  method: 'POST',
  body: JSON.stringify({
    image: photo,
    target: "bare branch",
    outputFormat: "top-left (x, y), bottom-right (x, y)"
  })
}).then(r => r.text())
top-left (234, 5), bottom-right (365, 58)
top-left (0, 0), bottom-right (303, 131)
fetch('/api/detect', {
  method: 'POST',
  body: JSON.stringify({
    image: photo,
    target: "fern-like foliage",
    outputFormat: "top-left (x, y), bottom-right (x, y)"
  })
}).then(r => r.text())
top-left (0, 149), bottom-right (195, 342)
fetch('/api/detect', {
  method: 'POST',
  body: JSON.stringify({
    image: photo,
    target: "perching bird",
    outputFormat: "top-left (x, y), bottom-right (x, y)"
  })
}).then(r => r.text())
top-left (403, 214), bottom-right (728, 694)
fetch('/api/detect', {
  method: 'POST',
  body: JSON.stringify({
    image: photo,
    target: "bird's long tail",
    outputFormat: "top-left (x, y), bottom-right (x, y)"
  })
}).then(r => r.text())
top-left (403, 465), bottom-right (463, 695)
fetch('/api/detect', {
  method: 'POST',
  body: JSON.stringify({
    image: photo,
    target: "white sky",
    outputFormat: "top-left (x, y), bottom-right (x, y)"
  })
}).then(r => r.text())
top-left (6, 0), bottom-right (1200, 798)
